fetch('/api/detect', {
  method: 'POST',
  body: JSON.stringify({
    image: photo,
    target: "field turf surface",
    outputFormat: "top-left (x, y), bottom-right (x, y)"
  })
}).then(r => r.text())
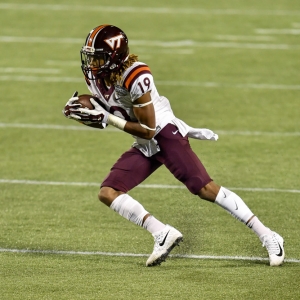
top-left (0, 1), bottom-right (299, 299)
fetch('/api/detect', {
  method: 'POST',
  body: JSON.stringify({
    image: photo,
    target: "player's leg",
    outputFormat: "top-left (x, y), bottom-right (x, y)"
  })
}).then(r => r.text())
top-left (198, 182), bottom-right (285, 266)
top-left (99, 147), bottom-right (183, 266)
top-left (99, 147), bottom-right (161, 229)
top-left (154, 124), bottom-right (212, 194)
top-left (155, 124), bottom-right (284, 266)
top-left (199, 182), bottom-right (269, 233)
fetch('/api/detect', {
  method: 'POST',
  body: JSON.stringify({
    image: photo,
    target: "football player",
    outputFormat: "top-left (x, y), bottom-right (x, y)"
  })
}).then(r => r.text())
top-left (63, 25), bottom-right (284, 267)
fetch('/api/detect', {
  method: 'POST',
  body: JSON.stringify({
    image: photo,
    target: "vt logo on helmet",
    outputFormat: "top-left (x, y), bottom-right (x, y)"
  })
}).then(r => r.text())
top-left (81, 25), bottom-right (129, 79)
top-left (104, 34), bottom-right (124, 50)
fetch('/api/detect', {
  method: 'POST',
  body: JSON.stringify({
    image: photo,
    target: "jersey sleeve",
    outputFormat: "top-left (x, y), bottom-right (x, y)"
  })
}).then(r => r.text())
top-left (122, 64), bottom-right (153, 102)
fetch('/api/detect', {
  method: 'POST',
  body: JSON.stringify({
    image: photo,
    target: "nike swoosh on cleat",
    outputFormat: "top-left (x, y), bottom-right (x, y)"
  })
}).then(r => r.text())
top-left (159, 231), bottom-right (170, 246)
top-left (223, 191), bottom-right (227, 198)
top-left (172, 130), bottom-right (178, 135)
top-left (276, 243), bottom-right (283, 257)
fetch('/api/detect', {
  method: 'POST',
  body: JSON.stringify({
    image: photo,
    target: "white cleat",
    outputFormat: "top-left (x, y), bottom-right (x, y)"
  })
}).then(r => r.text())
top-left (146, 225), bottom-right (183, 267)
top-left (260, 231), bottom-right (285, 266)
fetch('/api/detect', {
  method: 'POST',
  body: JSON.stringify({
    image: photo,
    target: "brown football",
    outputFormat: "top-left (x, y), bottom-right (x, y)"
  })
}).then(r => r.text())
top-left (74, 94), bottom-right (107, 129)
top-left (76, 94), bottom-right (97, 109)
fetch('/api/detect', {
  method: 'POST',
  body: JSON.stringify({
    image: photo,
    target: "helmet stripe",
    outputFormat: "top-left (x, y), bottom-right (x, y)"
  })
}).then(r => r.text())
top-left (86, 24), bottom-right (108, 47)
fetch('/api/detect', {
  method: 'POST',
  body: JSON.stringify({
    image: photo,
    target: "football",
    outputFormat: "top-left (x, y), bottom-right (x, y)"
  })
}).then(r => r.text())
top-left (75, 94), bottom-right (99, 109)
top-left (75, 94), bottom-right (108, 129)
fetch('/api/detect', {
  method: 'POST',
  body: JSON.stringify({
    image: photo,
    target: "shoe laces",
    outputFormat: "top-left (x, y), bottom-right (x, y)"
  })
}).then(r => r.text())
top-left (262, 234), bottom-right (280, 255)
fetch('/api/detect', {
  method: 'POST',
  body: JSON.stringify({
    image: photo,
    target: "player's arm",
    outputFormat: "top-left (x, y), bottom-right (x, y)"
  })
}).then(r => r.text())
top-left (71, 67), bottom-right (156, 139)
top-left (123, 91), bottom-right (156, 140)
top-left (71, 92), bottom-right (156, 140)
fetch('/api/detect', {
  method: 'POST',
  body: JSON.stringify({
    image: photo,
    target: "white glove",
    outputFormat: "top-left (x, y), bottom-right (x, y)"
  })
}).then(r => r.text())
top-left (62, 91), bottom-right (81, 120)
top-left (72, 98), bottom-right (110, 124)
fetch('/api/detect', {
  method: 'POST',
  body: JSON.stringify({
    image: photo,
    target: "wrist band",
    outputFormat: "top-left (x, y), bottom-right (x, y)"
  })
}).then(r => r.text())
top-left (107, 114), bottom-right (127, 130)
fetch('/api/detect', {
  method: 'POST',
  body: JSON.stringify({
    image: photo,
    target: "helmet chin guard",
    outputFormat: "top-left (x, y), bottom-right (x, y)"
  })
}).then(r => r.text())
top-left (81, 25), bottom-right (129, 79)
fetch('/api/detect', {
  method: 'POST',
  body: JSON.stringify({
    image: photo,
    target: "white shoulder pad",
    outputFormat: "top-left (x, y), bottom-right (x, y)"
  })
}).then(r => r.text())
top-left (123, 63), bottom-right (153, 101)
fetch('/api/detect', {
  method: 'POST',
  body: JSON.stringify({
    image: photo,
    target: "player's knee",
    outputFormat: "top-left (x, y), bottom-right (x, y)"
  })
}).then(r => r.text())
top-left (198, 181), bottom-right (220, 201)
top-left (185, 176), bottom-right (210, 195)
top-left (98, 187), bottom-right (123, 207)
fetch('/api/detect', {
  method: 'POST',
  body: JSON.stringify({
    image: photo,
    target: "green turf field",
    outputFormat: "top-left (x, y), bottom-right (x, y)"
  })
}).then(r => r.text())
top-left (0, 0), bottom-right (299, 299)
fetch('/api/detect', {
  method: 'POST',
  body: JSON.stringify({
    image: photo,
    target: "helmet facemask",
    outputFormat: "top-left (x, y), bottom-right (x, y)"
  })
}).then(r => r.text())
top-left (81, 47), bottom-right (111, 79)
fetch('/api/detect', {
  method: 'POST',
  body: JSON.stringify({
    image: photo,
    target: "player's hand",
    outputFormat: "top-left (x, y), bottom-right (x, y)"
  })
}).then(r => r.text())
top-left (71, 98), bottom-right (110, 124)
top-left (62, 91), bottom-right (81, 119)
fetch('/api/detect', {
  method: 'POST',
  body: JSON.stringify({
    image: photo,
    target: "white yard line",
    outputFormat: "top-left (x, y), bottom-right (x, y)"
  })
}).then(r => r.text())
top-left (0, 67), bottom-right (60, 74)
top-left (0, 75), bottom-right (83, 82)
top-left (0, 179), bottom-right (299, 193)
top-left (256, 28), bottom-right (300, 35)
top-left (1, 36), bottom-right (299, 50)
top-left (0, 123), bottom-right (299, 137)
top-left (1, 75), bottom-right (300, 91)
top-left (0, 122), bottom-right (118, 131)
top-left (0, 122), bottom-right (297, 136)
top-left (130, 40), bottom-right (299, 50)
top-left (214, 35), bottom-right (275, 41)
top-left (0, 3), bottom-right (300, 16)
top-left (0, 248), bottom-right (299, 263)
top-left (45, 60), bottom-right (79, 66)
top-left (0, 36), bottom-right (82, 43)
top-left (156, 80), bottom-right (300, 90)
